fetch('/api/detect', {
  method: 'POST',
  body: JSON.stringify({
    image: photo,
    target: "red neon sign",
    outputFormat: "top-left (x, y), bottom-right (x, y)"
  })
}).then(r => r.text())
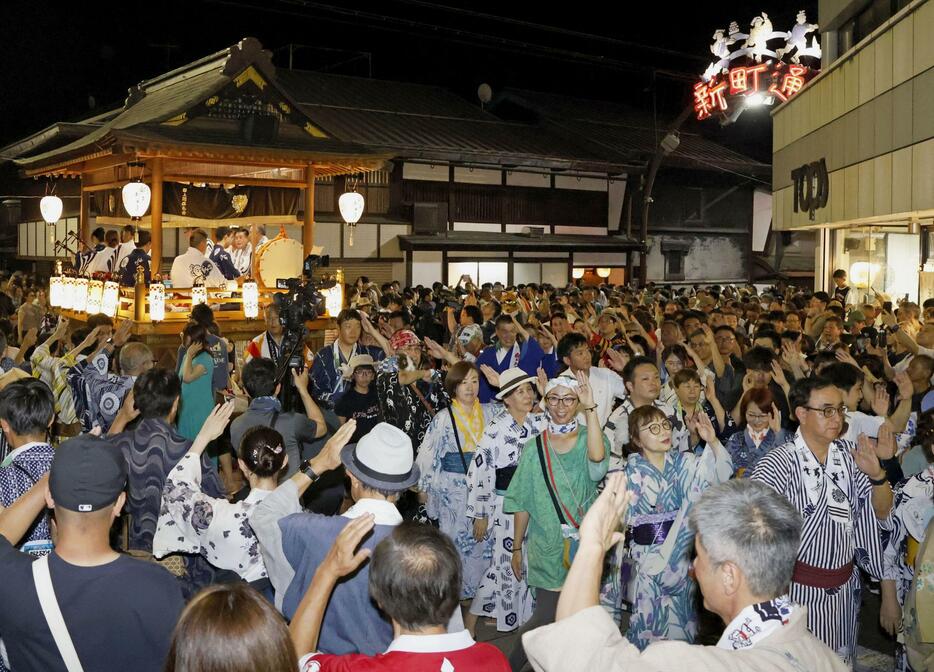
top-left (694, 62), bottom-right (815, 121)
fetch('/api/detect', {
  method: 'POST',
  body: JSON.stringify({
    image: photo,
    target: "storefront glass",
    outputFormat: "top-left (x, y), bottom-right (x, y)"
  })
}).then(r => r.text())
top-left (830, 226), bottom-right (919, 303)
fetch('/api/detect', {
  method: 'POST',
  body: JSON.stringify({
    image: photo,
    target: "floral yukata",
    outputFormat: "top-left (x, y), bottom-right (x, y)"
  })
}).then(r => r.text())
top-left (615, 444), bottom-right (733, 650)
top-left (153, 453), bottom-right (271, 583)
top-left (417, 400), bottom-right (499, 599)
top-left (466, 410), bottom-right (548, 631)
top-left (883, 464), bottom-right (933, 672)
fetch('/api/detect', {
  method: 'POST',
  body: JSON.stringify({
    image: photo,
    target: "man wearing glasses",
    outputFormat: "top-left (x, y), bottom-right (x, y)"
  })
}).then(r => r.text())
top-left (751, 377), bottom-right (893, 667)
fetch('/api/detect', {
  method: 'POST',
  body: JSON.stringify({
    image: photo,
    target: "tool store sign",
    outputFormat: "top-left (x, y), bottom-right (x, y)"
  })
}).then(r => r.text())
top-left (694, 10), bottom-right (821, 123)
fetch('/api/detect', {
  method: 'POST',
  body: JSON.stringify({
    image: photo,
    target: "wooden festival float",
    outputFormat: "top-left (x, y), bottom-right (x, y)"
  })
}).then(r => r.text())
top-left (17, 38), bottom-right (390, 359)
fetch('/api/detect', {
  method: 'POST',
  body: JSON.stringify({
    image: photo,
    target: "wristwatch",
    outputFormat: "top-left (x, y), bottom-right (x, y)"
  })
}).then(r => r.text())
top-left (300, 459), bottom-right (320, 482)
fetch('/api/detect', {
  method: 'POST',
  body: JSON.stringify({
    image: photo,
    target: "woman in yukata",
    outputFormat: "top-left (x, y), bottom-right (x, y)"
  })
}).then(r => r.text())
top-left (723, 386), bottom-right (787, 477)
top-left (466, 367), bottom-right (546, 633)
top-left (416, 360), bottom-right (499, 633)
top-left (621, 404), bottom-right (733, 650)
top-left (670, 368), bottom-right (734, 453)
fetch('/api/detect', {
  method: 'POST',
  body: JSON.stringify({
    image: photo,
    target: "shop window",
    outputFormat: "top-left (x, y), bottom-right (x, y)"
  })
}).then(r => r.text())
top-left (831, 226), bottom-right (920, 303)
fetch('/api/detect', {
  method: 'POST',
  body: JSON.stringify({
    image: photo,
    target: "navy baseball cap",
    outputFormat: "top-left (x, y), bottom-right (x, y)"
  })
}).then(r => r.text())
top-left (49, 436), bottom-right (127, 512)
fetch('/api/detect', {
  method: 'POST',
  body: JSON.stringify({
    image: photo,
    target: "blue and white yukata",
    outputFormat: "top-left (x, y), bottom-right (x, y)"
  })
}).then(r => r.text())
top-left (466, 410), bottom-right (547, 631)
top-left (416, 402), bottom-right (500, 599)
top-left (883, 464), bottom-right (933, 672)
top-left (751, 431), bottom-right (888, 667)
top-left (0, 442), bottom-right (54, 555)
top-left (724, 427), bottom-right (788, 477)
top-left (618, 444), bottom-right (732, 650)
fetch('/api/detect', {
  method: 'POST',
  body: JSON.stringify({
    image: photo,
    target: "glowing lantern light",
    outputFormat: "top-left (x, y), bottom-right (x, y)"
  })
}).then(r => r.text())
top-left (73, 278), bottom-right (89, 313)
top-left (243, 279), bottom-right (259, 319)
top-left (191, 281), bottom-right (208, 307)
top-left (148, 282), bottom-right (165, 322)
top-left (339, 190), bottom-right (365, 247)
top-left (40, 195), bottom-right (63, 224)
top-left (122, 180), bottom-right (151, 220)
top-left (596, 267), bottom-right (611, 278)
top-left (61, 277), bottom-right (75, 310)
top-left (102, 281), bottom-right (120, 317)
top-left (49, 276), bottom-right (64, 308)
top-left (324, 269), bottom-right (344, 318)
top-left (86, 280), bottom-right (104, 315)
top-left (572, 268), bottom-right (585, 280)
top-left (849, 261), bottom-right (880, 289)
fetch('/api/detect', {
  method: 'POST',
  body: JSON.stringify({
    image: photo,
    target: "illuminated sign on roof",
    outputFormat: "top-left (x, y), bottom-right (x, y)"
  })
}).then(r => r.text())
top-left (695, 10), bottom-right (821, 123)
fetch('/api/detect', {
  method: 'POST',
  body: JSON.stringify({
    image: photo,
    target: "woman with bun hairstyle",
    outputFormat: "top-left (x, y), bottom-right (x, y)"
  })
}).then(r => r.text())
top-left (154, 403), bottom-right (286, 589)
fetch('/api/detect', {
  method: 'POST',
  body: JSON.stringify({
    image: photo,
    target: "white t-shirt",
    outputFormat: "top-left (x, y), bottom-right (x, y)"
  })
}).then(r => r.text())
top-left (169, 247), bottom-right (226, 288)
top-left (840, 410), bottom-right (885, 442)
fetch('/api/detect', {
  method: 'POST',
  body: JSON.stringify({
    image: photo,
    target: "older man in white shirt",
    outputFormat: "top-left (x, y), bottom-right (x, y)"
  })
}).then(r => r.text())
top-left (170, 228), bottom-right (226, 288)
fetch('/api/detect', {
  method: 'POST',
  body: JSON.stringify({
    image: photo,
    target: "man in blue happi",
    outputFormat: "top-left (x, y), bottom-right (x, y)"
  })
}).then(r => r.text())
top-left (310, 309), bottom-right (388, 410)
top-left (209, 226), bottom-right (241, 281)
top-left (475, 313), bottom-right (549, 403)
top-left (76, 226), bottom-right (106, 275)
top-left (0, 378), bottom-right (56, 555)
top-left (119, 231), bottom-right (152, 286)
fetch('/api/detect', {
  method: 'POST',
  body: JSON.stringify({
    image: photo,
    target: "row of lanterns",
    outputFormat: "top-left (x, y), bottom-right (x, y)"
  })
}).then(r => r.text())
top-left (572, 267), bottom-right (613, 280)
top-left (49, 276), bottom-right (121, 318)
top-left (40, 166), bottom-right (151, 228)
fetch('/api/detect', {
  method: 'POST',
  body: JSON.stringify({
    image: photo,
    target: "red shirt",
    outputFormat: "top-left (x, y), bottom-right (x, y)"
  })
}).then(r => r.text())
top-left (300, 631), bottom-right (510, 672)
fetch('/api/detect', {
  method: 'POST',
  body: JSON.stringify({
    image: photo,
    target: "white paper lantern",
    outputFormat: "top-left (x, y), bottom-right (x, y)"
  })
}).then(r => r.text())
top-left (39, 195), bottom-right (63, 225)
top-left (191, 283), bottom-right (208, 307)
top-left (243, 279), bottom-right (259, 319)
top-left (122, 180), bottom-right (151, 220)
top-left (148, 282), bottom-right (165, 321)
top-left (572, 268), bottom-right (585, 280)
top-left (324, 283), bottom-right (344, 318)
top-left (49, 276), bottom-right (64, 308)
top-left (338, 191), bottom-right (365, 225)
top-left (73, 278), bottom-right (89, 313)
top-left (102, 281), bottom-right (120, 317)
top-left (61, 277), bottom-right (75, 310)
top-left (596, 267), bottom-right (611, 278)
top-left (86, 280), bottom-right (104, 315)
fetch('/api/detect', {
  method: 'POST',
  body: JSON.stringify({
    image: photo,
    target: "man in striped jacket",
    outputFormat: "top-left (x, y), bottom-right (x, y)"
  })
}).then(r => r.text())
top-left (751, 376), bottom-right (892, 667)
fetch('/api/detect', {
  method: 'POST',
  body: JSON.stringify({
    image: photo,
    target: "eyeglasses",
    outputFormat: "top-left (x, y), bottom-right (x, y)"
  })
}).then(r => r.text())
top-left (545, 395), bottom-right (578, 407)
top-left (802, 405), bottom-right (845, 419)
top-left (745, 412), bottom-right (770, 420)
top-left (641, 420), bottom-right (672, 435)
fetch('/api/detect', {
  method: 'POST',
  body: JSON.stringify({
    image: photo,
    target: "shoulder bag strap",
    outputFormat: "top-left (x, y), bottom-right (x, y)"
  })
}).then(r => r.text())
top-left (409, 380), bottom-right (437, 418)
top-left (536, 435), bottom-right (566, 525)
top-left (32, 555), bottom-right (85, 672)
top-left (446, 406), bottom-right (469, 474)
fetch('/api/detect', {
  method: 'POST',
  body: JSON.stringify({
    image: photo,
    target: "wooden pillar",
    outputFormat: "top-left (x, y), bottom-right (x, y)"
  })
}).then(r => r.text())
top-left (79, 188), bottom-right (91, 245)
top-left (304, 164), bottom-right (315, 254)
top-left (149, 157), bottom-right (164, 273)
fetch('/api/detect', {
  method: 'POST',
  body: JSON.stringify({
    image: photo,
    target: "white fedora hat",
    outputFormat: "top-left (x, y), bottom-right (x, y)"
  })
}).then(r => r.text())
top-left (341, 422), bottom-right (419, 491)
top-left (495, 367), bottom-right (537, 400)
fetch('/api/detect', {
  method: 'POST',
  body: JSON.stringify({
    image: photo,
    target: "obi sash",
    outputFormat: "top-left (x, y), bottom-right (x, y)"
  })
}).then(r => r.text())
top-left (629, 510), bottom-right (678, 547)
top-left (440, 451), bottom-right (474, 475)
top-left (792, 559), bottom-right (854, 589)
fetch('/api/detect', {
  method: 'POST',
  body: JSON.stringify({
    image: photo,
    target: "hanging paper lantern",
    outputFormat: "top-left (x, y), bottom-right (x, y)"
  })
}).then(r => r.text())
top-left (101, 281), bottom-right (120, 317)
top-left (242, 279), bottom-right (259, 319)
top-left (122, 180), bottom-right (151, 220)
top-left (324, 283), bottom-right (343, 318)
top-left (572, 268), bottom-right (585, 280)
top-left (596, 267), bottom-right (612, 278)
top-left (39, 195), bottom-right (63, 225)
top-left (73, 278), bottom-right (89, 313)
top-left (148, 282), bottom-right (165, 322)
top-left (339, 191), bottom-right (365, 248)
top-left (86, 280), bottom-right (104, 315)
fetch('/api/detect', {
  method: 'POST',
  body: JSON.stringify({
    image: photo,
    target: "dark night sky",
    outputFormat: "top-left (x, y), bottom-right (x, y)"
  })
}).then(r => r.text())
top-left (0, 1), bottom-right (818, 162)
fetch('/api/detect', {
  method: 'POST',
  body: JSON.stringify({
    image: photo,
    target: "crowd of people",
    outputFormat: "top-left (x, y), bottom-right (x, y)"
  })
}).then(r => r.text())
top-left (0, 265), bottom-right (929, 672)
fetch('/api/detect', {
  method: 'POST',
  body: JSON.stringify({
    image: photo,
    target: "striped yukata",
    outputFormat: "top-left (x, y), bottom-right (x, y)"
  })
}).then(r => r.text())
top-left (751, 431), bottom-right (887, 667)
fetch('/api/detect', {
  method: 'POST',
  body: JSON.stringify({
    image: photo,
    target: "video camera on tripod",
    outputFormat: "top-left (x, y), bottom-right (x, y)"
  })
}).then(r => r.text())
top-left (272, 254), bottom-right (336, 409)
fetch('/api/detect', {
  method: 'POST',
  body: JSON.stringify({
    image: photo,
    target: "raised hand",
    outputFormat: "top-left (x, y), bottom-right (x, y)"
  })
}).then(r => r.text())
top-left (186, 341), bottom-right (203, 359)
top-left (578, 471), bottom-right (631, 552)
top-left (834, 348), bottom-right (859, 368)
top-left (894, 372), bottom-right (913, 401)
top-left (291, 366), bottom-right (310, 391)
top-left (321, 514), bottom-right (375, 580)
top-left (535, 366), bottom-right (548, 398)
top-left (853, 433), bottom-right (885, 480)
top-left (199, 400), bottom-right (236, 444)
top-left (870, 384), bottom-right (890, 417)
top-left (318, 420), bottom-right (357, 472)
top-left (604, 347), bottom-right (627, 373)
top-left (694, 411), bottom-right (718, 444)
top-left (479, 364), bottom-right (500, 388)
top-left (770, 360), bottom-right (788, 389)
top-left (574, 369), bottom-right (595, 409)
top-left (769, 402), bottom-right (782, 432)
top-left (423, 337), bottom-right (449, 362)
top-left (875, 423), bottom-right (897, 460)
top-left (113, 319), bottom-right (133, 347)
